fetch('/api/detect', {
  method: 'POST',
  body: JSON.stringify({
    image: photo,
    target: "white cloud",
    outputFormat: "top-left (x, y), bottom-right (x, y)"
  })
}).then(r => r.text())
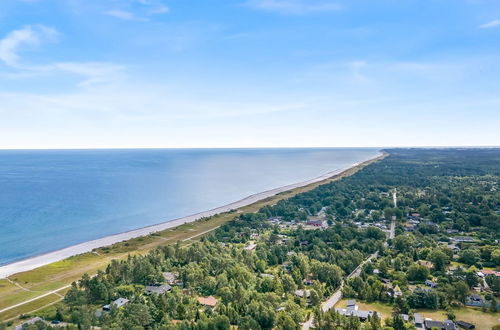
top-left (246, 0), bottom-right (342, 14)
top-left (0, 25), bottom-right (58, 66)
top-left (105, 0), bottom-right (169, 21)
top-left (479, 19), bottom-right (500, 29)
top-left (0, 26), bottom-right (125, 87)
top-left (148, 5), bottom-right (169, 14)
top-left (105, 9), bottom-right (144, 21)
top-left (50, 62), bottom-right (126, 86)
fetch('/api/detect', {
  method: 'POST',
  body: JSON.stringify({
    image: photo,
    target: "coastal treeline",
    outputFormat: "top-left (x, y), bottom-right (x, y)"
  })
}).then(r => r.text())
top-left (6, 148), bottom-right (500, 330)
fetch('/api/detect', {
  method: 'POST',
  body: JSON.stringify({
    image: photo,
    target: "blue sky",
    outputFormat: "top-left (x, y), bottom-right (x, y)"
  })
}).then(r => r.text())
top-left (0, 0), bottom-right (499, 148)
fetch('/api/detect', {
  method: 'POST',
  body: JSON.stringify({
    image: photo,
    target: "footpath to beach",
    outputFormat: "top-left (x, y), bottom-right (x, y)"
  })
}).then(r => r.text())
top-left (0, 154), bottom-right (383, 279)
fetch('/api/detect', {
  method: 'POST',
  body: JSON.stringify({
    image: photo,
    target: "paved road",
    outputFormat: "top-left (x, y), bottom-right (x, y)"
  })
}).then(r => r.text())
top-left (389, 219), bottom-right (396, 240)
top-left (393, 188), bottom-right (397, 208)
top-left (301, 251), bottom-right (379, 329)
top-left (389, 188), bottom-right (397, 240)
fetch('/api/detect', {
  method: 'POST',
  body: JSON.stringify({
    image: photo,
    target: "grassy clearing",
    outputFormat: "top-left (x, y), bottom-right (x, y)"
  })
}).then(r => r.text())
top-left (418, 307), bottom-right (500, 329)
top-left (335, 299), bottom-right (393, 319)
top-left (0, 293), bottom-right (62, 321)
top-left (0, 154), bottom-right (385, 323)
top-left (335, 299), bottom-right (500, 329)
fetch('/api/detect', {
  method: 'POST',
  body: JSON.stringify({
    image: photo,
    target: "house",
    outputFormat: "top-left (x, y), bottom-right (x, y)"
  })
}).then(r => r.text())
top-left (306, 219), bottom-right (327, 227)
top-left (425, 280), bottom-right (438, 288)
top-left (404, 224), bottom-right (417, 232)
top-left (446, 229), bottom-right (459, 234)
top-left (465, 294), bottom-right (483, 307)
top-left (346, 299), bottom-right (356, 310)
top-left (418, 260), bottom-right (433, 269)
top-left (424, 319), bottom-right (457, 330)
top-left (317, 206), bottom-right (328, 218)
top-left (145, 284), bottom-right (171, 295)
top-left (103, 297), bottom-right (129, 311)
top-left (480, 269), bottom-right (500, 277)
top-left (336, 300), bottom-right (378, 322)
top-left (163, 272), bottom-right (178, 284)
top-left (452, 236), bottom-right (475, 243)
top-left (381, 278), bottom-right (391, 285)
top-left (267, 216), bottom-right (283, 223)
top-left (294, 289), bottom-right (311, 299)
top-left (260, 273), bottom-right (275, 279)
top-left (303, 279), bottom-right (314, 286)
top-left (197, 296), bottom-right (218, 308)
top-left (456, 320), bottom-right (475, 329)
top-left (393, 285), bottom-right (403, 297)
top-left (414, 313), bottom-right (424, 329)
top-left (244, 242), bottom-right (257, 250)
top-left (14, 317), bottom-right (44, 330)
top-left (373, 268), bottom-right (380, 275)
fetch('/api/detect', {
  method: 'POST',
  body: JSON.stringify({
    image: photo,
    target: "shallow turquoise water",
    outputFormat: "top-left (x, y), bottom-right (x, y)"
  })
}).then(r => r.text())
top-left (0, 148), bottom-right (379, 265)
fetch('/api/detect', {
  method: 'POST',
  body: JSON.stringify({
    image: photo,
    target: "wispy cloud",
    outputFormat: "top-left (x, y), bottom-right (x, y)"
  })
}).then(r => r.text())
top-left (105, 9), bottom-right (145, 21)
top-left (479, 19), bottom-right (500, 29)
top-left (105, 0), bottom-right (169, 21)
top-left (246, 0), bottom-right (342, 14)
top-left (0, 25), bottom-right (58, 66)
top-left (0, 26), bottom-right (125, 87)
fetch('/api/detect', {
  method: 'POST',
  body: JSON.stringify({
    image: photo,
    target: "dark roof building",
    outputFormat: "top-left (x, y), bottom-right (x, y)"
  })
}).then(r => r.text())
top-left (103, 297), bottom-right (129, 311)
top-left (425, 280), bottom-right (438, 288)
top-left (424, 319), bottom-right (457, 330)
top-left (414, 313), bottom-right (424, 329)
top-left (456, 320), bottom-right (475, 329)
top-left (163, 272), bottom-right (178, 284)
top-left (145, 284), bottom-right (172, 295)
top-left (14, 317), bottom-right (44, 330)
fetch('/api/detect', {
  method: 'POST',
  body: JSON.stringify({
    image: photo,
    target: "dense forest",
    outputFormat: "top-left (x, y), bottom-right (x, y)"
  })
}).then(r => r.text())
top-left (5, 148), bottom-right (500, 330)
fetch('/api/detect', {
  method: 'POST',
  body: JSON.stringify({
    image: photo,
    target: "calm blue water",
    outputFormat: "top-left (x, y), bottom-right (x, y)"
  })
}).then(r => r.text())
top-left (0, 148), bottom-right (379, 265)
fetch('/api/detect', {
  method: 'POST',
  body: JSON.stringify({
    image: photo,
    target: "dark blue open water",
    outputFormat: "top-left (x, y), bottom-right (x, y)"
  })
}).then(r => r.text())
top-left (0, 148), bottom-right (379, 265)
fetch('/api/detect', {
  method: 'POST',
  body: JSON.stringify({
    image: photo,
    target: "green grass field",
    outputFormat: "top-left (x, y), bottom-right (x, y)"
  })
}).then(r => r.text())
top-left (335, 298), bottom-right (500, 329)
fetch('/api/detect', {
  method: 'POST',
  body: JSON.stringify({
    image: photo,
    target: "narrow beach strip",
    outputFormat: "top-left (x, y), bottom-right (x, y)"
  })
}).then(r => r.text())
top-left (0, 153), bottom-right (381, 279)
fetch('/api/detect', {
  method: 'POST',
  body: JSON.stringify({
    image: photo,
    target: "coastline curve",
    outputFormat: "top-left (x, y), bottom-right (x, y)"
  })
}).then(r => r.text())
top-left (0, 152), bottom-right (382, 278)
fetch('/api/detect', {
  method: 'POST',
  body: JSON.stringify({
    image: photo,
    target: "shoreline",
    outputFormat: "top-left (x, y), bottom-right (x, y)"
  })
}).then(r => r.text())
top-left (0, 153), bottom-right (382, 278)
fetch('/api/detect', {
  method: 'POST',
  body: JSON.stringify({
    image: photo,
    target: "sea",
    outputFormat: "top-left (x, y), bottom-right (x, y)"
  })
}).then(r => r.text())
top-left (0, 148), bottom-right (379, 265)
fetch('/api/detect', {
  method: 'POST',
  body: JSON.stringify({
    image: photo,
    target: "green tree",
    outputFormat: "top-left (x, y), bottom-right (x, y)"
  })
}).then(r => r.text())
top-left (459, 249), bottom-right (481, 266)
top-left (275, 313), bottom-right (299, 330)
top-left (428, 249), bottom-right (449, 272)
top-left (491, 249), bottom-right (500, 266)
top-left (407, 264), bottom-right (430, 282)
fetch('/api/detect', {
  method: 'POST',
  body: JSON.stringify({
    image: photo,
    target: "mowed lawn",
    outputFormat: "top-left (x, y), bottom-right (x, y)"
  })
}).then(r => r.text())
top-left (335, 299), bottom-right (500, 329)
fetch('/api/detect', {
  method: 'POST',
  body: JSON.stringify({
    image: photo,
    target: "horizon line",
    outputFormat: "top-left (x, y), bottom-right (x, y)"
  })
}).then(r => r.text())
top-left (0, 145), bottom-right (499, 151)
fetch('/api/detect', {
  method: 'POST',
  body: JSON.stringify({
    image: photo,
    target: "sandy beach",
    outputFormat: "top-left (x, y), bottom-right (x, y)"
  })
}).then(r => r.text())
top-left (0, 155), bottom-right (380, 279)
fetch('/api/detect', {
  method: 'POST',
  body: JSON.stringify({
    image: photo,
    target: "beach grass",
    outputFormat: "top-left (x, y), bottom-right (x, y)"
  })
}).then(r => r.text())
top-left (0, 154), bottom-right (384, 323)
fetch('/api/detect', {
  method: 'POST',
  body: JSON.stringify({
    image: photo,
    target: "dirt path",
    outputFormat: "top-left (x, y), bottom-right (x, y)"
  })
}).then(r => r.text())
top-left (0, 284), bottom-right (70, 314)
